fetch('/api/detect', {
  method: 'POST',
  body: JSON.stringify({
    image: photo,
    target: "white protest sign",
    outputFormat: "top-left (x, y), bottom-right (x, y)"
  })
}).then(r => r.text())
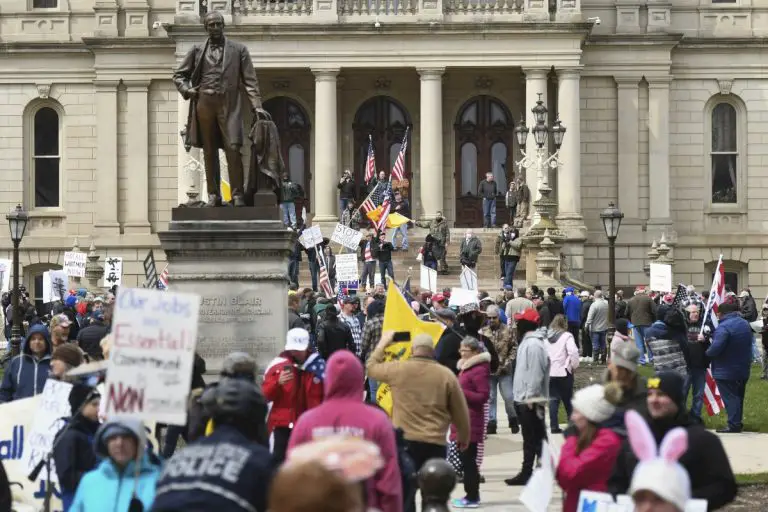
top-left (419, 265), bottom-right (437, 293)
top-left (448, 287), bottom-right (478, 308)
top-left (578, 492), bottom-right (708, 512)
top-left (299, 231), bottom-right (314, 250)
top-left (20, 380), bottom-right (72, 485)
top-left (63, 251), bottom-right (86, 278)
top-left (106, 287), bottom-right (201, 425)
top-left (0, 259), bottom-right (10, 293)
top-left (520, 441), bottom-right (554, 512)
top-left (43, 270), bottom-right (68, 303)
top-left (335, 253), bottom-right (359, 282)
top-left (103, 257), bottom-right (123, 287)
top-left (649, 262), bottom-right (672, 293)
top-left (309, 225), bottom-right (323, 245)
top-left (460, 266), bottom-right (478, 291)
top-left (331, 223), bottom-right (363, 251)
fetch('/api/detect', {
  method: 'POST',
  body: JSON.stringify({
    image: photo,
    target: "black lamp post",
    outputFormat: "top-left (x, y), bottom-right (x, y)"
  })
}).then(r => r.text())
top-left (600, 202), bottom-right (624, 329)
top-left (7, 204), bottom-right (28, 357)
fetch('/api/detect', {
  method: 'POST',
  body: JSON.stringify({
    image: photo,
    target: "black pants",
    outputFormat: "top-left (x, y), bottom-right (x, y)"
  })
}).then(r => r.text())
top-left (272, 427), bottom-right (292, 466)
top-left (567, 322), bottom-right (581, 349)
top-left (581, 328), bottom-right (592, 358)
top-left (405, 440), bottom-right (445, 512)
top-left (517, 403), bottom-right (547, 475)
top-left (459, 442), bottom-right (480, 502)
top-left (161, 425), bottom-right (188, 459)
top-left (549, 374), bottom-right (574, 430)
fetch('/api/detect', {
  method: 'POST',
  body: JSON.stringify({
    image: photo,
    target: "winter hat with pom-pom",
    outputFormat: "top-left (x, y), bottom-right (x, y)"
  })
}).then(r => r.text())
top-left (571, 382), bottom-right (623, 424)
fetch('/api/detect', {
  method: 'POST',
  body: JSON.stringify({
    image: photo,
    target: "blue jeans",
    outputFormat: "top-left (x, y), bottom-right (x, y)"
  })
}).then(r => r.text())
top-left (288, 259), bottom-right (299, 285)
top-left (281, 202), bottom-right (297, 227)
top-left (339, 198), bottom-right (351, 219)
top-left (549, 373), bottom-right (574, 430)
top-left (633, 325), bottom-right (653, 363)
top-left (503, 260), bottom-right (518, 288)
top-left (368, 378), bottom-right (378, 404)
top-left (390, 224), bottom-right (408, 249)
top-left (489, 373), bottom-right (517, 424)
top-left (685, 367), bottom-right (707, 422)
top-left (715, 378), bottom-right (748, 431)
top-left (482, 198), bottom-right (496, 227)
top-left (308, 260), bottom-right (319, 291)
top-left (591, 331), bottom-right (607, 353)
top-left (360, 261), bottom-right (376, 288)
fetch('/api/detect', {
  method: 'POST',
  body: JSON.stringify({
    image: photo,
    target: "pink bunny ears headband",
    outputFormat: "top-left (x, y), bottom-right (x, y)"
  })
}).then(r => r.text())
top-left (625, 409), bottom-right (688, 463)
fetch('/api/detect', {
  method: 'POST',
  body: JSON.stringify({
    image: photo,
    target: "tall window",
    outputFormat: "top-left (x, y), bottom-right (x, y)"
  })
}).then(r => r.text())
top-left (263, 97), bottom-right (311, 209)
top-left (711, 103), bottom-right (737, 204)
top-left (32, 106), bottom-right (61, 208)
top-left (32, 0), bottom-right (58, 7)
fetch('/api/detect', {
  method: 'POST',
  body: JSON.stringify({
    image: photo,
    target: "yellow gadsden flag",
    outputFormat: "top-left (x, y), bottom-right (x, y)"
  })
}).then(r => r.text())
top-left (376, 286), bottom-right (445, 416)
top-left (366, 208), bottom-right (410, 228)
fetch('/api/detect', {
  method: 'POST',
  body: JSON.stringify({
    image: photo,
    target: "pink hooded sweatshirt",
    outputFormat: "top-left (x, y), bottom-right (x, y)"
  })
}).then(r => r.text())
top-left (287, 350), bottom-right (403, 512)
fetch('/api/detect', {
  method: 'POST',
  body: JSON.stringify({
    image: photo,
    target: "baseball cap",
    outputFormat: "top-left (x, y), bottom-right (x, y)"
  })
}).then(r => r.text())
top-left (434, 308), bottom-right (456, 321)
top-left (285, 328), bottom-right (310, 351)
top-left (513, 307), bottom-right (540, 324)
top-left (433, 293), bottom-right (445, 303)
top-left (580, 291), bottom-right (589, 298)
top-left (51, 313), bottom-right (72, 328)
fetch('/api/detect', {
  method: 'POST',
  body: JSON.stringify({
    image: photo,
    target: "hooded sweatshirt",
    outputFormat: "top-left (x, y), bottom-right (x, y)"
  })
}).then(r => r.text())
top-left (512, 329), bottom-right (550, 403)
top-left (288, 350), bottom-right (403, 512)
top-left (0, 324), bottom-right (52, 402)
top-left (70, 417), bottom-right (161, 512)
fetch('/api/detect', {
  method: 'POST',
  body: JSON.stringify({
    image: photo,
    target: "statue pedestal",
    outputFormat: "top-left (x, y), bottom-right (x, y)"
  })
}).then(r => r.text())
top-left (158, 208), bottom-right (295, 378)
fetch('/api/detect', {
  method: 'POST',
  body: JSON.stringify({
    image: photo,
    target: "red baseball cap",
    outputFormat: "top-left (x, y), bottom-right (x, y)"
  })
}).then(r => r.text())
top-left (513, 307), bottom-right (540, 324)
top-left (433, 293), bottom-right (445, 303)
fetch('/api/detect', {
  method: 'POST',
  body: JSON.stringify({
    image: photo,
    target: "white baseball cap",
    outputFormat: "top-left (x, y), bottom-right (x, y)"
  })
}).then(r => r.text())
top-left (285, 328), bottom-right (310, 351)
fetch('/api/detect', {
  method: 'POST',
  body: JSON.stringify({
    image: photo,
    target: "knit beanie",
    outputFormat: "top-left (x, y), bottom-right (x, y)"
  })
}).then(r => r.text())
top-left (52, 343), bottom-right (84, 369)
top-left (612, 343), bottom-right (640, 373)
top-left (571, 382), bottom-right (623, 424)
top-left (647, 371), bottom-right (686, 409)
top-left (615, 318), bottom-right (630, 336)
top-left (68, 383), bottom-right (99, 415)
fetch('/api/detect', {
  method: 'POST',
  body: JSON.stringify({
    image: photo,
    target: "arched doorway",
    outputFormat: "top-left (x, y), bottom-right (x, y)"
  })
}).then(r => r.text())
top-left (454, 95), bottom-right (515, 228)
top-left (263, 97), bottom-right (311, 222)
top-left (353, 96), bottom-right (412, 203)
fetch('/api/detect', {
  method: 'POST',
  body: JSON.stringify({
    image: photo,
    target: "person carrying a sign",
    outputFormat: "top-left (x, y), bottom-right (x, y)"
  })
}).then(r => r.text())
top-left (0, 324), bottom-right (52, 402)
top-left (415, 212), bottom-right (450, 275)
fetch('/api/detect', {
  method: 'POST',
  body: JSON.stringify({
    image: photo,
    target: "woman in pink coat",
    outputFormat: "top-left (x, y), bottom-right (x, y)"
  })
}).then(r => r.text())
top-left (450, 337), bottom-right (491, 509)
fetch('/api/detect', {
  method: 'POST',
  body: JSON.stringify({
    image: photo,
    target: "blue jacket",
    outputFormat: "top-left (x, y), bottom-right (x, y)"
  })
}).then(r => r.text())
top-left (0, 324), bottom-right (52, 402)
top-left (152, 424), bottom-right (274, 512)
top-left (563, 294), bottom-right (581, 324)
top-left (706, 312), bottom-right (753, 381)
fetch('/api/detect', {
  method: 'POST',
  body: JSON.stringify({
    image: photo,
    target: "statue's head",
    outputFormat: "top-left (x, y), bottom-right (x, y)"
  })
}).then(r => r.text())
top-left (203, 11), bottom-right (225, 40)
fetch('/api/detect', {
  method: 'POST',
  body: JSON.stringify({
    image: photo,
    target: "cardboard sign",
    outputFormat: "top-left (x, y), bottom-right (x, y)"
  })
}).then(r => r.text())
top-left (649, 262), bottom-right (672, 293)
top-left (448, 287), bottom-right (478, 308)
top-left (419, 265), bottom-right (437, 293)
top-left (106, 287), bottom-right (201, 425)
top-left (459, 266), bottom-right (478, 291)
top-left (309, 225), bottom-right (323, 245)
top-left (0, 259), bottom-right (10, 293)
top-left (42, 270), bottom-right (68, 303)
top-left (331, 223), bottom-right (363, 251)
top-left (298, 231), bottom-right (314, 250)
top-left (335, 254), bottom-right (359, 283)
top-left (63, 251), bottom-right (86, 278)
top-left (103, 257), bottom-right (123, 287)
top-left (520, 441), bottom-right (555, 512)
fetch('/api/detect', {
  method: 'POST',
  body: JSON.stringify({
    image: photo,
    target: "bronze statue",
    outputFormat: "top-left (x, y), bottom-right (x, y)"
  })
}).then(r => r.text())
top-left (514, 177), bottom-right (531, 227)
top-left (173, 11), bottom-right (266, 207)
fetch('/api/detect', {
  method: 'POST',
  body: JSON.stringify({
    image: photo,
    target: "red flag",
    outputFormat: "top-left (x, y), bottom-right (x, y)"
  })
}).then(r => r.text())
top-left (702, 255), bottom-right (726, 416)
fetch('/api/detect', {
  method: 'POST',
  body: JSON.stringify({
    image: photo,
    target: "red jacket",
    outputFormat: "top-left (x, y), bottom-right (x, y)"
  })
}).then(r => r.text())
top-left (556, 427), bottom-right (622, 512)
top-left (450, 352), bottom-right (491, 444)
top-left (263, 351), bottom-right (324, 433)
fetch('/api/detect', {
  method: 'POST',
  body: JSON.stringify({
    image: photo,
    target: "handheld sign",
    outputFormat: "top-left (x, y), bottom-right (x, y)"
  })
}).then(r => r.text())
top-left (309, 225), bottom-right (323, 246)
top-left (460, 266), bottom-right (478, 291)
top-left (63, 251), bottom-right (87, 278)
top-left (335, 254), bottom-right (359, 283)
top-left (103, 257), bottom-right (123, 287)
top-left (419, 265), bottom-right (437, 293)
top-left (331, 223), bottom-right (363, 251)
top-left (105, 287), bottom-right (201, 425)
top-left (649, 262), bottom-right (672, 293)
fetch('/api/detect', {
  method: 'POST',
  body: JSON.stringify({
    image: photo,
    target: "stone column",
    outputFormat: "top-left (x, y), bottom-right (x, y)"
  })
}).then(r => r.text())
top-left (648, 78), bottom-right (671, 225)
top-left (124, 81), bottom-right (151, 233)
top-left (616, 77), bottom-right (640, 220)
top-left (523, 68), bottom-right (549, 200)
top-left (556, 68), bottom-right (581, 219)
top-left (177, 94), bottom-right (201, 204)
top-left (312, 68), bottom-right (340, 223)
top-left (418, 67), bottom-right (445, 221)
top-left (94, 81), bottom-right (120, 235)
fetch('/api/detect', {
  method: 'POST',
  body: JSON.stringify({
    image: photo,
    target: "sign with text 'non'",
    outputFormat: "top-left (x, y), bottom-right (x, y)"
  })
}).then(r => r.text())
top-left (331, 223), bottom-right (363, 251)
top-left (106, 287), bottom-right (201, 426)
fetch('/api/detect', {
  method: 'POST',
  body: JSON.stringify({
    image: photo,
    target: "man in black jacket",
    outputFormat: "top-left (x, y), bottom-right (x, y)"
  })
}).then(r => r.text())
top-left (608, 371), bottom-right (737, 510)
top-left (76, 310), bottom-right (109, 360)
top-left (337, 169), bottom-right (356, 219)
top-left (374, 232), bottom-right (395, 289)
top-left (316, 306), bottom-right (355, 360)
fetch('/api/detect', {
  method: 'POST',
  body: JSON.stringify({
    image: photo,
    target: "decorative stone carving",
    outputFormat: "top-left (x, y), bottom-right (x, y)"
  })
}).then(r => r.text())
top-left (474, 76), bottom-right (493, 90)
top-left (699, 11), bottom-right (751, 37)
top-left (36, 83), bottom-right (51, 99)
top-left (271, 79), bottom-right (291, 90)
top-left (717, 79), bottom-right (733, 95)
top-left (374, 77), bottom-right (391, 90)
top-left (616, 4), bottom-right (641, 34)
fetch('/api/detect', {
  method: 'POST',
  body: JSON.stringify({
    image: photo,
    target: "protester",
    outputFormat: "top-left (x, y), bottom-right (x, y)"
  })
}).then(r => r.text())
top-left (739, 288), bottom-right (758, 322)
top-left (610, 319), bottom-right (633, 363)
top-left (547, 314), bottom-right (580, 434)
top-left (278, 171), bottom-right (302, 229)
top-left (419, 234), bottom-right (439, 271)
top-left (49, 313), bottom-right (72, 349)
top-left (480, 305), bottom-right (518, 435)
top-left (494, 225), bottom-right (521, 288)
top-left (434, 308), bottom-right (465, 374)
top-left (645, 306), bottom-right (690, 380)
top-left (604, 343), bottom-right (648, 415)
top-left (609, 371), bottom-right (737, 509)
top-left (580, 291), bottom-right (593, 361)
top-left (478, 172), bottom-right (498, 228)
top-left (53, 384), bottom-right (101, 511)
top-left (585, 290), bottom-right (609, 364)
top-left (374, 232), bottom-right (395, 287)
top-left (450, 337), bottom-right (491, 509)
top-left (684, 303), bottom-right (710, 422)
top-left (339, 297), bottom-right (364, 359)
top-left (615, 290), bottom-right (628, 320)
top-left (50, 343), bottom-right (85, 379)
top-left (76, 310), bottom-right (109, 360)
top-left (706, 300), bottom-right (753, 433)
top-left (627, 287), bottom-right (658, 365)
top-left (359, 231), bottom-right (378, 290)
top-left (153, 379), bottom-right (273, 512)
top-left (263, 328), bottom-right (325, 464)
top-left (0, 324), bottom-right (52, 402)
top-left (70, 417), bottom-right (161, 511)
top-left (506, 308), bottom-right (549, 486)
top-left (459, 230), bottom-right (482, 270)
top-left (288, 293), bottom-right (306, 330)
top-left (556, 383), bottom-right (624, 512)
top-left (390, 191), bottom-right (410, 250)
top-left (289, 350), bottom-right (403, 512)
top-left (505, 287), bottom-right (534, 323)
top-left (366, 331), bottom-right (470, 507)
top-left (337, 169), bottom-right (356, 217)
top-left (316, 305), bottom-right (354, 361)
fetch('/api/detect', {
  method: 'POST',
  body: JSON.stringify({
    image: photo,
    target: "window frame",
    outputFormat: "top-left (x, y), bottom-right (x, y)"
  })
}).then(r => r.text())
top-left (704, 95), bottom-right (746, 214)
top-left (30, 0), bottom-right (59, 8)
top-left (25, 100), bottom-right (64, 212)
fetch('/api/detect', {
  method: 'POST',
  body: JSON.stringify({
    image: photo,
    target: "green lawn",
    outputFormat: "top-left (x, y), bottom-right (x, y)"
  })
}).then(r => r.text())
top-left (557, 365), bottom-right (768, 433)
top-left (735, 472), bottom-right (768, 485)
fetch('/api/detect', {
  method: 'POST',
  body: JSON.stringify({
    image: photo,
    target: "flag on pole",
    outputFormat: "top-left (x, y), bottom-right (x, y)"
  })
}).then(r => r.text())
top-left (701, 254), bottom-right (726, 416)
top-left (364, 134), bottom-right (376, 184)
top-left (374, 187), bottom-right (392, 233)
top-left (316, 250), bottom-right (334, 298)
top-left (390, 128), bottom-right (409, 182)
top-left (158, 266), bottom-right (169, 290)
top-left (359, 182), bottom-right (380, 215)
top-left (671, 283), bottom-right (688, 312)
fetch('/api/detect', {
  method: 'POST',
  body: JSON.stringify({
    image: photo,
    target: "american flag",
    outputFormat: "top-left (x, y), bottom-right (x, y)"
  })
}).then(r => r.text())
top-left (375, 187), bottom-right (392, 233)
top-left (158, 266), bottom-right (169, 290)
top-left (359, 182), bottom-right (380, 215)
top-left (364, 134), bottom-right (376, 184)
top-left (390, 128), bottom-right (409, 182)
top-left (702, 255), bottom-right (726, 416)
top-left (316, 251), bottom-right (334, 298)
top-left (671, 283), bottom-right (688, 312)
top-left (302, 352), bottom-right (326, 382)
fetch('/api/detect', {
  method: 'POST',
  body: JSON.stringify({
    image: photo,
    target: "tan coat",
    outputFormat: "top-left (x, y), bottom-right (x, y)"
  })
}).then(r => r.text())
top-left (367, 345), bottom-right (471, 446)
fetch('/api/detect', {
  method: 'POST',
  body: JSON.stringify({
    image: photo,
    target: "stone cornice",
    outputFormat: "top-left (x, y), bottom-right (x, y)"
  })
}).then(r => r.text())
top-left (676, 37), bottom-right (768, 49)
top-left (586, 33), bottom-right (684, 48)
top-left (82, 37), bottom-right (175, 50)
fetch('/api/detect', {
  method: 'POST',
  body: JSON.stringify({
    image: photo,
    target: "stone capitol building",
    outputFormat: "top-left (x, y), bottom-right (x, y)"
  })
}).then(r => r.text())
top-left (1, 0), bottom-right (766, 308)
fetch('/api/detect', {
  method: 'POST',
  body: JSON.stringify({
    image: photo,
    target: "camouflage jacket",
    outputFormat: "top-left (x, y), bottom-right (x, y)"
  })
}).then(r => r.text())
top-left (480, 324), bottom-right (516, 375)
top-left (415, 218), bottom-right (449, 245)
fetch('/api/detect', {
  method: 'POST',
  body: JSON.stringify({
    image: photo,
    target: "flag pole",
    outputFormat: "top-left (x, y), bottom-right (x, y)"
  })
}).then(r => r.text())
top-left (700, 254), bottom-right (723, 334)
top-left (357, 182), bottom-right (380, 213)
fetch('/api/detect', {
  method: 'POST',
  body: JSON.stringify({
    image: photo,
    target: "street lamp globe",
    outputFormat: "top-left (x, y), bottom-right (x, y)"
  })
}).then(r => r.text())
top-left (531, 97), bottom-right (548, 125)
top-left (532, 122), bottom-right (548, 148)
top-left (514, 121), bottom-right (529, 148)
top-left (551, 117), bottom-right (566, 149)
top-left (7, 204), bottom-right (28, 244)
top-left (600, 201), bottom-right (624, 240)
